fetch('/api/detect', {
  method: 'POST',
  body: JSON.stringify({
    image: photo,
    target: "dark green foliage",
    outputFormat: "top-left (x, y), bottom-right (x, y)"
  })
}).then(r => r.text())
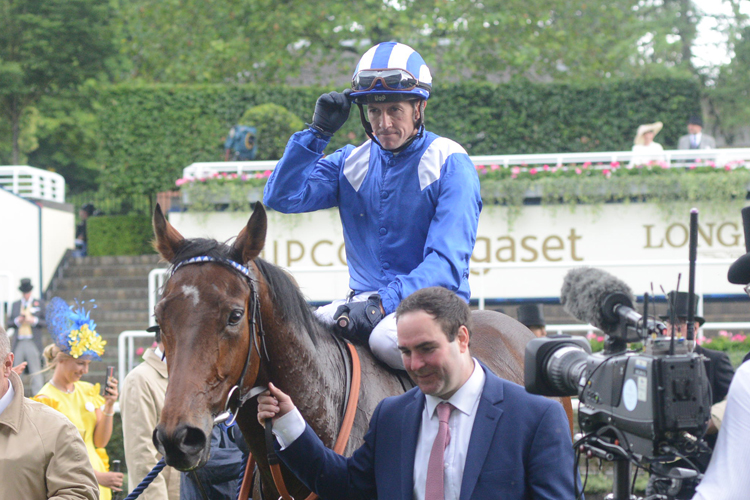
top-left (95, 78), bottom-right (700, 200)
top-left (87, 215), bottom-right (155, 256)
top-left (239, 103), bottom-right (305, 161)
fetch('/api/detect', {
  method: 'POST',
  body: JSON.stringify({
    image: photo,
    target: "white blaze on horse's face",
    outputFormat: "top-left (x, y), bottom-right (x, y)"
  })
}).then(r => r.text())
top-left (181, 285), bottom-right (200, 307)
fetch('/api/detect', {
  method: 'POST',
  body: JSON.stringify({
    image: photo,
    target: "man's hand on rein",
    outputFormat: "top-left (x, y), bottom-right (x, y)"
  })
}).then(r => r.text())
top-left (257, 383), bottom-right (296, 427)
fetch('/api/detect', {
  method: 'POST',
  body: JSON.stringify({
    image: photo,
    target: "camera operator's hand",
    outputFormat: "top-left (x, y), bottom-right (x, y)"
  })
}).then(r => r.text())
top-left (312, 89), bottom-right (352, 136)
top-left (334, 294), bottom-right (384, 343)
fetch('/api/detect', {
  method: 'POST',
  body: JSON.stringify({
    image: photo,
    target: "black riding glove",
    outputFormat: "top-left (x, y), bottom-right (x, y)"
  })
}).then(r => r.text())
top-left (311, 89), bottom-right (352, 136)
top-left (333, 294), bottom-right (384, 344)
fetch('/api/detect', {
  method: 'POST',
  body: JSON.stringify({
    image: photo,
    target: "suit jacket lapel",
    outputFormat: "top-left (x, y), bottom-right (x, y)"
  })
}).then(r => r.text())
top-left (401, 390), bottom-right (424, 500)
top-left (459, 366), bottom-right (505, 500)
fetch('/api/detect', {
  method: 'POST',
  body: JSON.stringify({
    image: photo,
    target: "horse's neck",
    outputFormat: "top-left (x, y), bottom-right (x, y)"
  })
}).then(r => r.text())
top-left (266, 320), bottom-right (347, 444)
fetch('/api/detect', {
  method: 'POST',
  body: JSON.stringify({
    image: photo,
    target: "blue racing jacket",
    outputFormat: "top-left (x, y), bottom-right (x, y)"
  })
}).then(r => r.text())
top-left (264, 128), bottom-right (482, 314)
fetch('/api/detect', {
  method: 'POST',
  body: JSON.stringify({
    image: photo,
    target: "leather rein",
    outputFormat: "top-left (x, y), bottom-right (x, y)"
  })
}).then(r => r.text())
top-left (169, 256), bottom-right (362, 500)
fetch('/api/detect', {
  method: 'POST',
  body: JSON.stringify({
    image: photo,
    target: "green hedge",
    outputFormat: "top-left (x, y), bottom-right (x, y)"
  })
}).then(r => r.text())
top-left (87, 215), bottom-right (155, 256)
top-left (94, 78), bottom-right (701, 198)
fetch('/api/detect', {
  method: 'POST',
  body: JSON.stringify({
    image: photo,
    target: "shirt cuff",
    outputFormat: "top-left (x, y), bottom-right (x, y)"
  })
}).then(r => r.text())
top-left (272, 407), bottom-right (306, 450)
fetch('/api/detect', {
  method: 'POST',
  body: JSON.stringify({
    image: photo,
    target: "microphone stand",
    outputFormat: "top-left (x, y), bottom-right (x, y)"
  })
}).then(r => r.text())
top-left (686, 209), bottom-right (698, 352)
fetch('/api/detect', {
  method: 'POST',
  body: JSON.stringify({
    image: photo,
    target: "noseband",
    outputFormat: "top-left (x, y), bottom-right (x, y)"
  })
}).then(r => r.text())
top-left (169, 255), bottom-right (269, 424)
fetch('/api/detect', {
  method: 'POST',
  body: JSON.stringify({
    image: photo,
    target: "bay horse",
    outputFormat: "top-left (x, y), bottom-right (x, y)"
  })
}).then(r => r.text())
top-left (151, 202), bottom-right (551, 499)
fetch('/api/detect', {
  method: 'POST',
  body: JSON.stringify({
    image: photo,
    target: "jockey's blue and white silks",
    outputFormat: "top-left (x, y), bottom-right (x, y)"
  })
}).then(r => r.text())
top-left (263, 128), bottom-right (482, 315)
top-left (351, 42), bottom-right (432, 102)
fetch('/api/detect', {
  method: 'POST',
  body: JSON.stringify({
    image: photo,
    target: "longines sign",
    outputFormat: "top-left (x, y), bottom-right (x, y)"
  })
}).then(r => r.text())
top-left (169, 203), bottom-right (747, 302)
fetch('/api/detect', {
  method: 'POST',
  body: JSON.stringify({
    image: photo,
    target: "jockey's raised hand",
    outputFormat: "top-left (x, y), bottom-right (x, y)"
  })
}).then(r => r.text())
top-left (257, 383), bottom-right (296, 426)
top-left (311, 89), bottom-right (352, 136)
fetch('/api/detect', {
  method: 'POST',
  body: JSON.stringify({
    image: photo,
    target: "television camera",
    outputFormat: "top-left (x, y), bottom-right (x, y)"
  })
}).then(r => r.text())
top-left (525, 266), bottom-right (712, 500)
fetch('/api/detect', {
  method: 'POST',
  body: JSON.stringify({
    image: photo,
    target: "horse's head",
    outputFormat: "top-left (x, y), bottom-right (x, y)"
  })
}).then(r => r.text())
top-left (151, 203), bottom-right (267, 471)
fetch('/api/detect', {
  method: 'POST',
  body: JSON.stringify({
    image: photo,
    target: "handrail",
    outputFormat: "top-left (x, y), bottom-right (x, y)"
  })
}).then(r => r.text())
top-left (0, 165), bottom-right (66, 203)
top-left (182, 148), bottom-right (750, 178)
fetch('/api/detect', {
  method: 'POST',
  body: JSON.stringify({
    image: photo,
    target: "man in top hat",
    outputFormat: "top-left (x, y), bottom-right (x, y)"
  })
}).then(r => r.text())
top-left (6, 278), bottom-right (46, 394)
top-left (661, 291), bottom-right (734, 404)
top-left (678, 115), bottom-right (716, 150)
top-left (517, 303), bottom-right (547, 338)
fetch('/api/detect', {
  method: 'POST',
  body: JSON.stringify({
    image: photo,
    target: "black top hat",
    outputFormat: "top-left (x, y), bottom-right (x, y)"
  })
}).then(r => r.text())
top-left (659, 291), bottom-right (705, 326)
top-left (517, 303), bottom-right (545, 327)
top-left (688, 115), bottom-right (703, 127)
top-left (19, 278), bottom-right (33, 293)
top-left (728, 206), bottom-right (750, 284)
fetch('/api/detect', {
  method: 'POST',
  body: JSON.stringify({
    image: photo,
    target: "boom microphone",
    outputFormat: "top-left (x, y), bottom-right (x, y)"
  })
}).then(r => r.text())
top-left (560, 267), bottom-right (640, 335)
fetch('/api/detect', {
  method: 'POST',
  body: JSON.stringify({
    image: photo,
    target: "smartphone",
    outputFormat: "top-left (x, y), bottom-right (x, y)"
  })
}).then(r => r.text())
top-left (102, 366), bottom-right (115, 396)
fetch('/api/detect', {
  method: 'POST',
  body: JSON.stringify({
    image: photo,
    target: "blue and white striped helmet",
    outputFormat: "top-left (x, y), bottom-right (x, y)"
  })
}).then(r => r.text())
top-left (350, 42), bottom-right (432, 103)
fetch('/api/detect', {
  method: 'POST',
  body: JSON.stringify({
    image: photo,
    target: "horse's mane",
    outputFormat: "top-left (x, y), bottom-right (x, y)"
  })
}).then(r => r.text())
top-left (171, 237), bottom-right (327, 345)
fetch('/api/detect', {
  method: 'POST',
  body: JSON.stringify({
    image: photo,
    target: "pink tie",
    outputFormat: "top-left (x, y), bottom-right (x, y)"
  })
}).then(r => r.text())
top-left (425, 402), bottom-right (455, 500)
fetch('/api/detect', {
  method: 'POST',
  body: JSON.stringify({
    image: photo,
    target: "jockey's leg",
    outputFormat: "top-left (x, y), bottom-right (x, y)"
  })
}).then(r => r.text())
top-left (369, 314), bottom-right (404, 370)
top-left (315, 293), bottom-right (404, 370)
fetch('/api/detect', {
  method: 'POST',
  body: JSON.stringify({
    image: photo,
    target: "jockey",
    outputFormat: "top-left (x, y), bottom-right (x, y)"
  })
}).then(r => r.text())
top-left (263, 42), bottom-right (481, 369)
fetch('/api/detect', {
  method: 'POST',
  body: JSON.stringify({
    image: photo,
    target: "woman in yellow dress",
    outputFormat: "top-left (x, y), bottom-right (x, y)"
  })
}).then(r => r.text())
top-left (34, 297), bottom-right (124, 499)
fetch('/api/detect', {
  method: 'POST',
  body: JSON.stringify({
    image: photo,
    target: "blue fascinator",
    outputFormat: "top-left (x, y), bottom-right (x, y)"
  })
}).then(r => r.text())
top-left (46, 296), bottom-right (106, 360)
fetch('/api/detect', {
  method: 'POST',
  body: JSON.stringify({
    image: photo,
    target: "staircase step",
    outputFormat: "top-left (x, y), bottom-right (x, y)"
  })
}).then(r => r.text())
top-left (54, 276), bottom-right (149, 290)
top-left (62, 265), bottom-right (164, 279)
top-left (51, 288), bottom-right (151, 301)
top-left (69, 255), bottom-right (163, 267)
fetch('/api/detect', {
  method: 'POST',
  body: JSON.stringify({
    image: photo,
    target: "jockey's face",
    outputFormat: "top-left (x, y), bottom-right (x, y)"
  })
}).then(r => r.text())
top-left (397, 310), bottom-right (473, 400)
top-left (366, 100), bottom-right (422, 151)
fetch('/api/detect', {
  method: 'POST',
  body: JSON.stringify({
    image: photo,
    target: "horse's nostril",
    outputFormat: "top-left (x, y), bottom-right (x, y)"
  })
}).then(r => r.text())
top-left (181, 426), bottom-right (207, 451)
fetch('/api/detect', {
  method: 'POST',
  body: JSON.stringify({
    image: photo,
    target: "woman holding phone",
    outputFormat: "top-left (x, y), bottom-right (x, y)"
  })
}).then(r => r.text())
top-left (35, 297), bottom-right (123, 499)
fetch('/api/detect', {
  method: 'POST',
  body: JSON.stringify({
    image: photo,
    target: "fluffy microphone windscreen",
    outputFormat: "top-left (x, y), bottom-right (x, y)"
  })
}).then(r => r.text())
top-left (560, 267), bottom-right (635, 332)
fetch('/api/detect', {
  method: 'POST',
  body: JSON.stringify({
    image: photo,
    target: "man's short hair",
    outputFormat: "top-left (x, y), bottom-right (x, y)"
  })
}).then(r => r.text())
top-left (396, 287), bottom-right (471, 341)
top-left (0, 325), bottom-right (10, 361)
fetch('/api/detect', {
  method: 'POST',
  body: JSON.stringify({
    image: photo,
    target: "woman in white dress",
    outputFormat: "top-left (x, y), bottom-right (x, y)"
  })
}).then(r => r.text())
top-left (630, 121), bottom-right (665, 166)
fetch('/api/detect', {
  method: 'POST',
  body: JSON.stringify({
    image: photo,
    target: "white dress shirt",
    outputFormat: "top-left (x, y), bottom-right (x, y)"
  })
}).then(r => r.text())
top-left (693, 361), bottom-right (750, 500)
top-left (413, 358), bottom-right (484, 500)
top-left (0, 379), bottom-right (15, 417)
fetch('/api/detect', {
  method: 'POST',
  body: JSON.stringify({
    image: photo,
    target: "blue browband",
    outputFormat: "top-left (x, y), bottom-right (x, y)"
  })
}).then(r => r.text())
top-left (170, 255), bottom-right (255, 281)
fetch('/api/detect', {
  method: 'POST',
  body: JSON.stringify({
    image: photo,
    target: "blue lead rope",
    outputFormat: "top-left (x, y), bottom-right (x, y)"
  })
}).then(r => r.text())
top-left (123, 458), bottom-right (167, 500)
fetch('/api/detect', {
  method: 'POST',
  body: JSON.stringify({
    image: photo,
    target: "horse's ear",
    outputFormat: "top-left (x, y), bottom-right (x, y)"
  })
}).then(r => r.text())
top-left (153, 203), bottom-right (185, 262)
top-left (234, 203), bottom-right (267, 264)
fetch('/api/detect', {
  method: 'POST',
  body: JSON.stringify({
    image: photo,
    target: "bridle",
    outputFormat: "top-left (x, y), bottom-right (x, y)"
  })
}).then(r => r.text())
top-left (167, 255), bottom-right (362, 500)
top-left (169, 255), bottom-right (269, 424)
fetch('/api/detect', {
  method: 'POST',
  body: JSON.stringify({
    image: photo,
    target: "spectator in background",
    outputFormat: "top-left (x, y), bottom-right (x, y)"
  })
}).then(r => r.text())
top-left (6, 278), bottom-right (46, 395)
top-left (517, 303), bottom-right (547, 337)
top-left (630, 121), bottom-right (665, 166)
top-left (35, 296), bottom-right (124, 500)
top-left (74, 203), bottom-right (95, 257)
top-left (121, 329), bottom-right (181, 500)
top-left (0, 326), bottom-right (99, 500)
top-left (678, 115), bottom-right (716, 150)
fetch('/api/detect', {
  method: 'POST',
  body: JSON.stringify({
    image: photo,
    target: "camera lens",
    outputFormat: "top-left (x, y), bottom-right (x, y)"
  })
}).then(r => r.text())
top-left (546, 345), bottom-right (589, 395)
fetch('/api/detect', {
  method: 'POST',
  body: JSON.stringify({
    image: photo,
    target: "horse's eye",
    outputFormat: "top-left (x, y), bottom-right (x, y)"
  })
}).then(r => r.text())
top-left (228, 309), bottom-right (244, 326)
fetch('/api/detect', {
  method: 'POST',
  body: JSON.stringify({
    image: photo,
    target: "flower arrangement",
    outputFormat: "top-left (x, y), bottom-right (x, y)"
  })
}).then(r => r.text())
top-left (173, 159), bottom-right (750, 221)
top-left (177, 170), bottom-right (272, 212)
top-left (586, 329), bottom-right (750, 354)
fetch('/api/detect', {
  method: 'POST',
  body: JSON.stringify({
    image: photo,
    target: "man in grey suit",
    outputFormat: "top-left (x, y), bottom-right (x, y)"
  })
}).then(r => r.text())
top-left (678, 115), bottom-right (716, 150)
top-left (6, 278), bottom-right (46, 394)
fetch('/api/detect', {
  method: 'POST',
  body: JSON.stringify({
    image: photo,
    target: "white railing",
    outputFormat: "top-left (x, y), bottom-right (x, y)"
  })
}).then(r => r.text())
top-left (0, 166), bottom-right (66, 203)
top-left (182, 148), bottom-right (750, 179)
top-left (117, 330), bottom-right (154, 384)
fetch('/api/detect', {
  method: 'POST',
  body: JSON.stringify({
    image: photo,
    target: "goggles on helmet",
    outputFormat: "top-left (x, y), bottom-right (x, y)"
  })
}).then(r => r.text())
top-left (352, 68), bottom-right (423, 93)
